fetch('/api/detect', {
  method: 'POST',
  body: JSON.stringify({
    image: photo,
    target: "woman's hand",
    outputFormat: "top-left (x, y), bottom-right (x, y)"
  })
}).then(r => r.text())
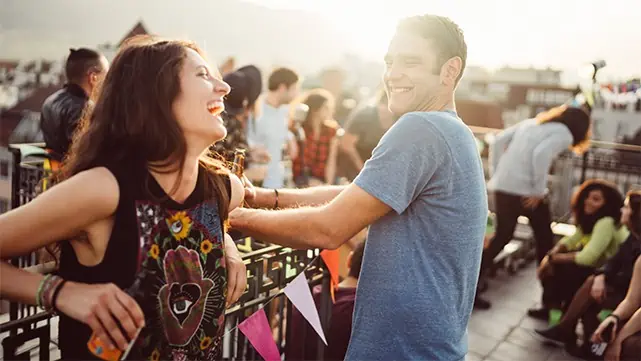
top-left (55, 281), bottom-right (144, 351)
top-left (592, 315), bottom-right (619, 344)
top-left (604, 339), bottom-right (622, 361)
top-left (591, 274), bottom-right (607, 303)
top-left (224, 234), bottom-right (247, 307)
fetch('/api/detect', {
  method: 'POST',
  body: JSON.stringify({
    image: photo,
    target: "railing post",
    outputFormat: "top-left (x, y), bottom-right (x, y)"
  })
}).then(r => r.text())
top-left (580, 151), bottom-right (588, 184)
top-left (7, 146), bottom-right (22, 333)
top-left (315, 261), bottom-right (332, 361)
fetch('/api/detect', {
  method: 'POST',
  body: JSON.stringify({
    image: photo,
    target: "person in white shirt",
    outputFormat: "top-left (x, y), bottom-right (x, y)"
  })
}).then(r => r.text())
top-left (476, 105), bottom-right (592, 309)
top-left (248, 68), bottom-right (300, 188)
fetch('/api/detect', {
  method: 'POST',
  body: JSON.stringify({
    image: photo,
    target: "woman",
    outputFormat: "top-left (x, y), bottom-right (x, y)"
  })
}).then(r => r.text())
top-left (592, 257), bottom-right (641, 361)
top-left (291, 88), bottom-right (341, 187)
top-left (0, 36), bottom-right (247, 360)
top-left (534, 191), bottom-right (640, 356)
top-left (478, 105), bottom-right (591, 309)
top-left (529, 180), bottom-right (627, 320)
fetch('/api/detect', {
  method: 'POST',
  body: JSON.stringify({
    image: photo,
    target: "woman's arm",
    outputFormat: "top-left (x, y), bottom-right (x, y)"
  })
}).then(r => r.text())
top-left (340, 131), bottom-right (365, 172)
top-left (556, 228), bottom-right (584, 252)
top-left (229, 174), bottom-right (245, 211)
top-left (0, 168), bottom-right (145, 351)
top-left (616, 258), bottom-right (641, 317)
top-left (530, 132), bottom-right (573, 195)
top-left (614, 307), bottom-right (641, 345)
top-left (573, 217), bottom-right (616, 266)
top-left (488, 119), bottom-right (530, 175)
top-left (325, 136), bottom-right (339, 185)
top-left (0, 167), bottom-right (119, 260)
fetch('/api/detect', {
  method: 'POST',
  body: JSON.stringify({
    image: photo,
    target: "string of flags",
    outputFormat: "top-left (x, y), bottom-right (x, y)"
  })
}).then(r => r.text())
top-left (232, 249), bottom-right (340, 361)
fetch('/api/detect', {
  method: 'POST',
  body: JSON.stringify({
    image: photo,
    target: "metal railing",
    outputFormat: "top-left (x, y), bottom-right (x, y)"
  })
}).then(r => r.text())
top-left (1, 144), bottom-right (332, 361)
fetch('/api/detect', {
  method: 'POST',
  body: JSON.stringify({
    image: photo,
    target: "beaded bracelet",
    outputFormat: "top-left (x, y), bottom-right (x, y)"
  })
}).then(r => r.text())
top-left (38, 275), bottom-right (64, 312)
top-left (35, 274), bottom-right (52, 308)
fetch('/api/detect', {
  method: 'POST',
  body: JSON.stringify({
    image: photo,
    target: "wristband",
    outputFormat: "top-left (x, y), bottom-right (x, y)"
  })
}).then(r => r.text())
top-left (51, 280), bottom-right (68, 314)
top-left (608, 314), bottom-right (621, 324)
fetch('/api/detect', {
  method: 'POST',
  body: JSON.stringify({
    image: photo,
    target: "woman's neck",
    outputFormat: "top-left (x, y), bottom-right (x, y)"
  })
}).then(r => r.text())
top-left (148, 152), bottom-right (201, 203)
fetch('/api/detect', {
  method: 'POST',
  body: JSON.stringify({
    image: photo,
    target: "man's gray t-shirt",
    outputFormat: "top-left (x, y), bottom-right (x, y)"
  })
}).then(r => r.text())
top-left (347, 110), bottom-right (487, 361)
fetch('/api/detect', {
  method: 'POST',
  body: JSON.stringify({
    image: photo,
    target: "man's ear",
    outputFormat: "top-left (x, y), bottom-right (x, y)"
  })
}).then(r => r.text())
top-left (440, 56), bottom-right (462, 86)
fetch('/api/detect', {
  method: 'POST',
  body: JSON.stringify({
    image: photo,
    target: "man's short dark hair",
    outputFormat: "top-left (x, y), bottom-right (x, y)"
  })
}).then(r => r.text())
top-left (348, 241), bottom-right (366, 279)
top-left (65, 48), bottom-right (104, 84)
top-left (267, 67), bottom-right (299, 91)
top-left (397, 14), bottom-right (467, 82)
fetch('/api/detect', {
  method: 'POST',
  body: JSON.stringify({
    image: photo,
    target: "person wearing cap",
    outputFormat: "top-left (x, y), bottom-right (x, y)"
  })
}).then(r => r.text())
top-left (211, 65), bottom-right (268, 165)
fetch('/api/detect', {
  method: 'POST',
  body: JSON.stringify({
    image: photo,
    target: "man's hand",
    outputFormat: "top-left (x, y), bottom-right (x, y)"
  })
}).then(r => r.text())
top-left (591, 274), bottom-right (607, 303)
top-left (522, 196), bottom-right (543, 210)
top-left (224, 234), bottom-right (247, 307)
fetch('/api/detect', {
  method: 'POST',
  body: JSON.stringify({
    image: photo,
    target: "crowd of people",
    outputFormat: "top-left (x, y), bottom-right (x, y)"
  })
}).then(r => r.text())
top-left (0, 12), bottom-right (639, 361)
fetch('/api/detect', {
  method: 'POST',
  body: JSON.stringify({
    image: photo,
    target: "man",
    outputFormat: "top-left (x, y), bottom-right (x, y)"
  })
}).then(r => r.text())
top-left (286, 240), bottom-right (365, 361)
top-left (247, 67), bottom-right (299, 188)
top-left (231, 14), bottom-right (487, 360)
top-left (40, 48), bottom-right (108, 161)
top-left (339, 90), bottom-right (395, 180)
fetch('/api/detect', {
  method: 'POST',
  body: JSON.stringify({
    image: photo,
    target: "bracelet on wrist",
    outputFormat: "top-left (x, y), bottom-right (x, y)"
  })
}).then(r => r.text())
top-left (51, 280), bottom-right (67, 314)
top-left (38, 275), bottom-right (64, 312)
top-left (608, 314), bottom-right (621, 324)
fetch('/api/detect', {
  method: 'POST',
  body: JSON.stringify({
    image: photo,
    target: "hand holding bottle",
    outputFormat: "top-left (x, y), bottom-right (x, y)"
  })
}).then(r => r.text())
top-left (56, 281), bottom-right (145, 351)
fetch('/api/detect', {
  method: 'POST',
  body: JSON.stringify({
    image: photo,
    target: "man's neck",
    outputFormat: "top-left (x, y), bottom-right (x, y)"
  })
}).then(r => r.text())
top-left (418, 93), bottom-right (456, 113)
top-left (265, 92), bottom-right (281, 108)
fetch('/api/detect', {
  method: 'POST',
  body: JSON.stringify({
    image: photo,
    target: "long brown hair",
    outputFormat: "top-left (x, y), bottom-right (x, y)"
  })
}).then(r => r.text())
top-left (626, 190), bottom-right (641, 237)
top-left (536, 105), bottom-right (592, 155)
top-left (291, 88), bottom-right (336, 132)
top-left (62, 35), bottom-right (230, 222)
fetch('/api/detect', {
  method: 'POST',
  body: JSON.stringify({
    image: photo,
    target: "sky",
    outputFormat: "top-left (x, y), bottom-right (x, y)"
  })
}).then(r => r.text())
top-left (246, 0), bottom-right (641, 82)
top-left (0, 0), bottom-right (639, 82)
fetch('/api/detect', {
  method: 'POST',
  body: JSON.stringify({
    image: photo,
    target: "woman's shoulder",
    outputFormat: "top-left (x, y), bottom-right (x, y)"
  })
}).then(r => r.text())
top-left (322, 119), bottom-right (340, 135)
top-left (594, 216), bottom-right (617, 229)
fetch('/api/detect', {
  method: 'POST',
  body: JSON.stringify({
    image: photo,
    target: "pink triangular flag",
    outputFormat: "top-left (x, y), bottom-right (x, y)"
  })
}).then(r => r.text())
top-left (238, 308), bottom-right (281, 361)
top-left (284, 272), bottom-right (327, 345)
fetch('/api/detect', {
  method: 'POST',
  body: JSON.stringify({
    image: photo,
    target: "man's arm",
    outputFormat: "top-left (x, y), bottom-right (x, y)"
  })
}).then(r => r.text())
top-left (230, 183), bottom-right (390, 249)
top-left (247, 185), bottom-right (346, 209)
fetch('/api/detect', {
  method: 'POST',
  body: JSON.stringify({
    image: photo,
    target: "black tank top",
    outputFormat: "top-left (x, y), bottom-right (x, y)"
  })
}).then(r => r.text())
top-left (58, 162), bottom-right (231, 360)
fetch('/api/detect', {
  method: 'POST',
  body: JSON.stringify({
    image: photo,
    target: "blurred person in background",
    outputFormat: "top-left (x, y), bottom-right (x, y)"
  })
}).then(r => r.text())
top-left (320, 67), bottom-right (357, 126)
top-left (339, 89), bottom-right (396, 181)
top-left (41, 48), bottom-right (109, 162)
top-left (535, 191), bottom-right (640, 358)
top-left (531, 180), bottom-right (626, 320)
top-left (476, 105), bottom-right (592, 309)
top-left (291, 88), bottom-right (341, 187)
top-left (211, 65), bottom-right (269, 165)
top-left (247, 67), bottom-right (300, 188)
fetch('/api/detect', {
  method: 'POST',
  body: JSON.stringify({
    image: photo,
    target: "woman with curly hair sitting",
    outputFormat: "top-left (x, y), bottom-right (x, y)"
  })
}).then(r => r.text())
top-left (528, 180), bottom-right (627, 321)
